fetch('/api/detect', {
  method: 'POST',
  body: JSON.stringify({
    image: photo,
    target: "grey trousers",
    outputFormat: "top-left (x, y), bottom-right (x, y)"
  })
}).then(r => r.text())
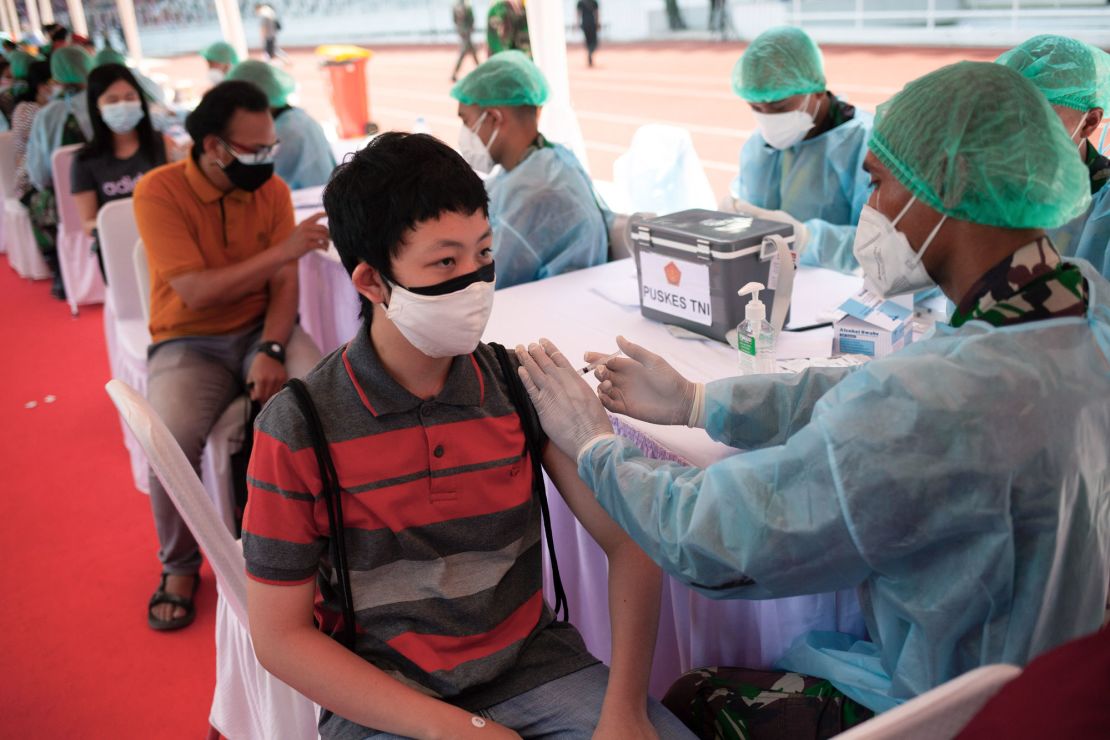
top-left (146, 324), bottom-right (321, 574)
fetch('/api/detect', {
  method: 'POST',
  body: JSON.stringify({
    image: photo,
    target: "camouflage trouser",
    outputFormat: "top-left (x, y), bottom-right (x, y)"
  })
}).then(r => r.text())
top-left (662, 667), bottom-right (874, 740)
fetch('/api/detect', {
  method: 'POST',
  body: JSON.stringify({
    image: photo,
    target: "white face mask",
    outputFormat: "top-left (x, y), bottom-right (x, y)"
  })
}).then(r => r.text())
top-left (752, 94), bottom-right (817, 150)
top-left (207, 68), bottom-right (226, 85)
top-left (384, 262), bottom-right (496, 358)
top-left (457, 111), bottom-right (498, 175)
top-left (852, 197), bottom-right (947, 298)
top-left (100, 100), bottom-right (145, 133)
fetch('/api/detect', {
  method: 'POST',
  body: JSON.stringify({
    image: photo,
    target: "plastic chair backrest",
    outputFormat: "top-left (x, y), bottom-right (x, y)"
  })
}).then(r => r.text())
top-left (834, 664), bottom-right (1022, 740)
top-left (133, 239), bottom-right (151, 323)
top-left (0, 131), bottom-right (20, 199)
top-left (97, 199), bottom-right (143, 321)
top-left (50, 144), bottom-right (82, 233)
top-left (105, 379), bottom-right (250, 625)
top-left (612, 124), bottom-right (716, 215)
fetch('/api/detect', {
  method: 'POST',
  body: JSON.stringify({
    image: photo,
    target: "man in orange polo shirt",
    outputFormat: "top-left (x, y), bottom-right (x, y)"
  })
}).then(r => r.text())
top-left (134, 80), bottom-right (329, 630)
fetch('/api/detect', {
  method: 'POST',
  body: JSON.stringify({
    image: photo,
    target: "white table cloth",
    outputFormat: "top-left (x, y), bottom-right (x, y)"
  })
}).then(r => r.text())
top-left (484, 260), bottom-right (868, 698)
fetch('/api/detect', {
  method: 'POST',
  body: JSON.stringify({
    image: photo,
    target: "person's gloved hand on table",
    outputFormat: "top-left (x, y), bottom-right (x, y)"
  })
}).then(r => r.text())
top-left (719, 194), bottom-right (810, 254)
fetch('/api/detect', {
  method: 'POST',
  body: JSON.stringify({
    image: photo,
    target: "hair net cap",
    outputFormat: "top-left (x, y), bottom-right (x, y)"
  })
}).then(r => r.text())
top-left (227, 59), bottom-right (295, 108)
top-left (201, 41), bottom-right (240, 66)
top-left (94, 47), bottom-right (127, 68)
top-left (50, 46), bottom-right (92, 85)
top-left (996, 34), bottom-right (1110, 113)
top-left (870, 61), bottom-right (1090, 230)
top-left (451, 50), bottom-right (549, 107)
top-left (8, 49), bottom-right (34, 79)
top-left (732, 26), bottom-right (826, 103)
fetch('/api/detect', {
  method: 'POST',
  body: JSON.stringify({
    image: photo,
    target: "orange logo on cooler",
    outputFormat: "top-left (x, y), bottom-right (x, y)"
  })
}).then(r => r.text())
top-left (664, 261), bottom-right (682, 286)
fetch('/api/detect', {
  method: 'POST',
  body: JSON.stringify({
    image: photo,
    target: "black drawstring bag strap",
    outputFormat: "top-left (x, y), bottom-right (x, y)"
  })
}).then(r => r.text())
top-left (285, 378), bottom-right (358, 650)
top-left (489, 343), bottom-right (570, 623)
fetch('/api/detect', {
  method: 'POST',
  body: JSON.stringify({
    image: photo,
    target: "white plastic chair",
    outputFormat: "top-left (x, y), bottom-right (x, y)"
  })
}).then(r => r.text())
top-left (105, 379), bottom-right (320, 740)
top-left (133, 238), bottom-right (151, 323)
top-left (612, 125), bottom-right (717, 216)
top-left (0, 131), bottom-right (51, 280)
top-left (833, 664), bottom-right (1022, 739)
top-left (126, 240), bottom-right (251, 528)
top-left (98, 198), bottom-right (152, 492)
top-left (52, 144), bottom-right (106, 314)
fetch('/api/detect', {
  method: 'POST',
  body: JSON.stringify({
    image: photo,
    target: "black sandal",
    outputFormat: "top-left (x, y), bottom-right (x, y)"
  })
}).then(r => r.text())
top-left (148, 572), bottom-right (200, 631)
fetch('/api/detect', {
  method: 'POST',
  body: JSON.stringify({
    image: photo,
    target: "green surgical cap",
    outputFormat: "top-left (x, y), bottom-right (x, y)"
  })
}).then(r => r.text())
top-left (8, 50), bottom-right (34, 79)
top-left (201, 41), bottom-right (239, 66)
top-left (731, 26), bottom-right (825, 103)
top-left (996, 34), bottom-right (1110, 112)
top-left (870, 61), bottom-right (1090, 230)
top-left (450, 50), bottom-right (549, 107)
top-left (94, 47), bottom-right (127, 68)
top-left (50, 46), bottom-right (92, 86)
top-left (228, 59), bottom-right (295, 108)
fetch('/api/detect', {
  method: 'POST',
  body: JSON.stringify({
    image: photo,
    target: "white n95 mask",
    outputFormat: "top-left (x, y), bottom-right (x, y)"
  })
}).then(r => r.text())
top-left (385, 262), bottom-right (496, 358)
top-left (852, 197), bottom-right (947, 298)
top-left (207, 68), bottom-right (226, 86)
top-left (457, 111), bottom-right (498, 175)
top-left (752, 94), bottom-right (817, 150)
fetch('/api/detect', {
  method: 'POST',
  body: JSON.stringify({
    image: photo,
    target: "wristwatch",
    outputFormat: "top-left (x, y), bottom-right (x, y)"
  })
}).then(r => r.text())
top-left (258, 340), bottom-right (286, 364)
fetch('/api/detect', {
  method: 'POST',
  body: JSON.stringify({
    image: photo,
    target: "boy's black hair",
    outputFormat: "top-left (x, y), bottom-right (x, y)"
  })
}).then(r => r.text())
top-left (184, 80), bottom-right (270, 161)
top-left (322, 132), bottom-right (489, 319)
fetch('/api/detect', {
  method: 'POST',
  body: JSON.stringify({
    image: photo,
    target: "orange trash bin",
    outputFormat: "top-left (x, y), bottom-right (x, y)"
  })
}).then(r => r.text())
top-left (316, 45), bottom-right (377, 138)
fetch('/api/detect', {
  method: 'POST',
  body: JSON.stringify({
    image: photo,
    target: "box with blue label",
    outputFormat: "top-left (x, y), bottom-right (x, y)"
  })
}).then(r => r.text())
top-left (833, 289), bottom-right (914, 358)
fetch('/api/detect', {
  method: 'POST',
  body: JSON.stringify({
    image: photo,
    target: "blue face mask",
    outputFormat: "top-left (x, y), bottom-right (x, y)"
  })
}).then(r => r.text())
top-left (100, 100), bottom-right (145, 134)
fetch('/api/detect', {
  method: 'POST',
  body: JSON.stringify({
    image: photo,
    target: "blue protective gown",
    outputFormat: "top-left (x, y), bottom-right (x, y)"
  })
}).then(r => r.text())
top-left (273, 107), bottom-right (337, 191)
top-left (1050, 184), bottom-right (1110, 279)
top-left (486, 142), bottom-right (608, 289)
top-left (734, 110), bottom-right (873, 274)
top-left (26, 90), bottom-right (92, 191)
top-left (577, 259), bottom-right (1110, 712)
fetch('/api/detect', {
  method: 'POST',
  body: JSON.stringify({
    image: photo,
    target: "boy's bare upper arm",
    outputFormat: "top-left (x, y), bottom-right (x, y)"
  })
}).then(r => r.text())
top-left (541, 443), bottom-right (630, 556)
top-left (247, 577), bottom-right (317, 644)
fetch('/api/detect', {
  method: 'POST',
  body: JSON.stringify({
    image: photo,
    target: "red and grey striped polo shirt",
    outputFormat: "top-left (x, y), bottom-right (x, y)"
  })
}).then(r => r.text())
top-left (242, 323), bottom-right (596, 739)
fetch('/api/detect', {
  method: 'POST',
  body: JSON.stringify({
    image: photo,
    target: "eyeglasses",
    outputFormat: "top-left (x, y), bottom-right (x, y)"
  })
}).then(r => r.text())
top-left (219, 137), bottom-right (281, 165)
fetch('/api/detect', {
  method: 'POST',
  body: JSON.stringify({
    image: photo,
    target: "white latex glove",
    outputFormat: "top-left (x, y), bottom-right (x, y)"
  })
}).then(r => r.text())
top-left (724, 196), bottom-right (810, 253)
top-left (586, 336), bottom-right (701, 426)
top-left (515, 339), bottom-right (615, 459)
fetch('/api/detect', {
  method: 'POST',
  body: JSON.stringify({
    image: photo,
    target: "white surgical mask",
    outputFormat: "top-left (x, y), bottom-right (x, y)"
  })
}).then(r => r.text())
top-left (207, 68), bottom-right (226, 86)
top-left (384, 262), bottom-right (496, 358)
top-left (457, 111), bottom-right (498, 175)
top-left (852, 197), bottom-right (947, 298)
top-left (100, 100), bottom-right (144, 133)
top-left (752, 94), bottom-right (817, 150)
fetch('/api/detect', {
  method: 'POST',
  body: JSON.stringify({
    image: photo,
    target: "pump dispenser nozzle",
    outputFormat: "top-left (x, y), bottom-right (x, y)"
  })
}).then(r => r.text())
top-left (739, 281), bottom-right (767, 324)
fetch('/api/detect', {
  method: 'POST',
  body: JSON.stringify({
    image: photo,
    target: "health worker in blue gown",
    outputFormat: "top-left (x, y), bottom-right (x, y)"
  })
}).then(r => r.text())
top-left (723, 26), bottom-right (872, 275)
top-left (998, 34), bottom-right (1110, 279)
top-left (514, 62), bottom-right (1110, 736)
top-left (451, 51), bottom-right (607, 290)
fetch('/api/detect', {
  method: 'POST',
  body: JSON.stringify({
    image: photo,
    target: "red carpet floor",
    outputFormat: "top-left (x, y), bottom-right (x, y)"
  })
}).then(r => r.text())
top-left (0, 263), bottom-right (216, 738)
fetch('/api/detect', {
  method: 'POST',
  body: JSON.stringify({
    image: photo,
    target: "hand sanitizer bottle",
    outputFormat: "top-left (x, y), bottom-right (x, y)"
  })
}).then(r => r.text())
top-left (736, 281), bottom-right (777, 375)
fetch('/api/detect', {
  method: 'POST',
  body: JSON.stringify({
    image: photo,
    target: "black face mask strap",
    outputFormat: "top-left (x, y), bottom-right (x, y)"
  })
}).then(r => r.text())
top-left (403, 261), bottom-right (496, 297)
